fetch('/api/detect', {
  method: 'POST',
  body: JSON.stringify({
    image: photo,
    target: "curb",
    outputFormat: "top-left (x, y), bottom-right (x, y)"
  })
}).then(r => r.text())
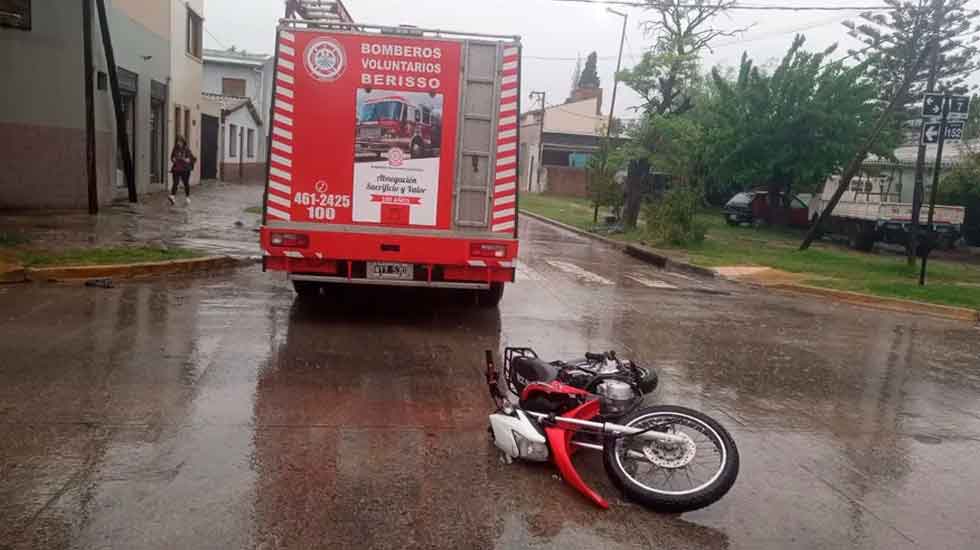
top-left (519, 209), bottom-right (626, 250)
top-left (519, 209), bottom-right (715, 278)
top-left (768, 283), bottom-right (979, 323)
top-left (623, 244), bottom-right (718, 279)
top-left (0, 263), bottom-right (27, 284)
top-left (25, 255), bottom-right (256, 282)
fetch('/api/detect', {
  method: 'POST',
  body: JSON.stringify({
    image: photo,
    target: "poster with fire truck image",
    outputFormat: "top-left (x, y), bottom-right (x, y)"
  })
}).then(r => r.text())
top-left (353, 89), bottom-right (444, 226)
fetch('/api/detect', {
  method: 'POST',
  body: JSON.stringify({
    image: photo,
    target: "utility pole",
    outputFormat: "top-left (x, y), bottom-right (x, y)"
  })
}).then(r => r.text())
top-left (606, 8), bottom-right (627, 137)
top-left (529, 90), bottom-right (546, 192)
top-left (82, 0), bottom-right (98, 214)
top-left (920, 95), bottom-right (949, 285)
top-left (95, 0), bottom-right (137, 203)
top-left (909, 0), bottom-right (946, 266)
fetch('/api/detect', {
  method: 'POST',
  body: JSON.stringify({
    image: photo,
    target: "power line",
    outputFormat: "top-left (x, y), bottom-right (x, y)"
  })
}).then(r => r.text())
top-left (554, 0), bottom-right (892, 11)
top-left (204, 24), bottom-right (228, 49)
top-left (526, 16), bottom-right (851, 62)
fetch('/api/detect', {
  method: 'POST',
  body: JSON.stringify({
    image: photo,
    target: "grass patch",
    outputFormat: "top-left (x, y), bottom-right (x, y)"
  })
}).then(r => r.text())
top-left (244, 206), bottom-right (263, 215)
top-left (520, 194), bottom-right (598, 231)
top-left (522, 193), bottom-right (980, 309)
top-left (0, 231), bottom-right (30, 247)
top-left (679, 212), bottom-right (980, 309)
top-left (17, 246), bottom-right (200, 268)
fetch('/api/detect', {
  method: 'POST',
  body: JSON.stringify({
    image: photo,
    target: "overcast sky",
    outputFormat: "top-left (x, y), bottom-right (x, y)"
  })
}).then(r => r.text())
top-left (203, 0), bottom-right (980, 119)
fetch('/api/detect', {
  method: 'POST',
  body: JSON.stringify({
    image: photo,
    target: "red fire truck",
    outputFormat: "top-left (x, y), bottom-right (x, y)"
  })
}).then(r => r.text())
top-left (356, 94), bottom-right (442, 160)
top-left (260, 6), bottom-right (521, 306)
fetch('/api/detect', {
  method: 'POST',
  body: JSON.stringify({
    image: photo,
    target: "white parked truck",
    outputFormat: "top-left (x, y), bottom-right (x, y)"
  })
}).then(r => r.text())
top-left (809, 175), bottom-right (965, 251)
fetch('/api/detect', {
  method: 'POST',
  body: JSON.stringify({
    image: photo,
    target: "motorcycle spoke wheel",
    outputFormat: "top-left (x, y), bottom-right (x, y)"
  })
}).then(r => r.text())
top-left (616, 414), bottom-right (724, 496)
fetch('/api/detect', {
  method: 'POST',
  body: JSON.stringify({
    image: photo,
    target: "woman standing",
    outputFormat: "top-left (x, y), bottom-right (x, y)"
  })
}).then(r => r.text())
top-left (169, 136), bottom-right (196, 205)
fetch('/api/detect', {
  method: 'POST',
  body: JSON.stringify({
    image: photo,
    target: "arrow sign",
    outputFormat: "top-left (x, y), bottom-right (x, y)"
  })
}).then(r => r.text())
top-left (922, 93), bottom-right (943, 117)
top-left (921, 121), bottom-right (966, 144)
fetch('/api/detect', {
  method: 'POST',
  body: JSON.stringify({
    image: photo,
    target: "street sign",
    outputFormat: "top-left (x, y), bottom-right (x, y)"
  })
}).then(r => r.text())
top-left (948, 95), bottom-right (970, 120)
top-left (922, 92), bottom-right (944, 117)
top-left (921, 121), bottom-right (966, 144)
top-left (921, 93), bottom-right (971, 120)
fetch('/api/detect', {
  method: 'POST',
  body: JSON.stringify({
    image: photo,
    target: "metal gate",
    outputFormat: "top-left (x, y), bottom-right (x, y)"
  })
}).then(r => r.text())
top-left (453, 41), bottom-right (502, 229)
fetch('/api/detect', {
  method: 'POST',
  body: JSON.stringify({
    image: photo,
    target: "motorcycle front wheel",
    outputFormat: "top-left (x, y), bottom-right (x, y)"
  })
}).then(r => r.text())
top-left (603, 405), bottom-right (739, 513)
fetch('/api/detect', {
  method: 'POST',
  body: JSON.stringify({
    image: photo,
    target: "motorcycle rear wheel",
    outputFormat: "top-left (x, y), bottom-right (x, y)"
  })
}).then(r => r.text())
top-left (603, 405), bottom-right (738, 513)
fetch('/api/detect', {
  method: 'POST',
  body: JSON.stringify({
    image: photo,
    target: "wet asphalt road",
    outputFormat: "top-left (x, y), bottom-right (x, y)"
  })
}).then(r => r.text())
top-left (2, 218), bottom-right (980, 549)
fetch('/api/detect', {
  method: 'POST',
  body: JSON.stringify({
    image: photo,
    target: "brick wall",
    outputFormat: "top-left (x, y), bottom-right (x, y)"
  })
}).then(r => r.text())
top-left (220, 162), bottom-right (266, 182)
top-left (544, 166), bottom-right (588, 198)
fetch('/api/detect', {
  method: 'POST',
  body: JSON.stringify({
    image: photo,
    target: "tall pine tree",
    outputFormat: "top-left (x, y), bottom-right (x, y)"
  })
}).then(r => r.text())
top-left (578, 52), bottom-right (600, 89)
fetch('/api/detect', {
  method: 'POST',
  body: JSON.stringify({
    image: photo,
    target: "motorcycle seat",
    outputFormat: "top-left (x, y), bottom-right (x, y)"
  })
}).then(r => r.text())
top-left (512, 356), bottom-right (559, 383)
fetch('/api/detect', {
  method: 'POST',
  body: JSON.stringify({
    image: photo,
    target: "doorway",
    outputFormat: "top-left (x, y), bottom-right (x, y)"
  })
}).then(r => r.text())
top-left (200, 114), bottom-right (219, 180)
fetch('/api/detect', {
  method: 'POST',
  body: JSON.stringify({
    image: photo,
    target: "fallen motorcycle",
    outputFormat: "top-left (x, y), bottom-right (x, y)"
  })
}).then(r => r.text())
top-left (486, 349), bottom-right (739, 512)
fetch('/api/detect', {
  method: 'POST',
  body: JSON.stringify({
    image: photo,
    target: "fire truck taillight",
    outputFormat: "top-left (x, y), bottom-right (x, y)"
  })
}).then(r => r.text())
top-left (470, 243), bottom-right (507, 258)
top-left (270, 232), bottom-right (310, 249)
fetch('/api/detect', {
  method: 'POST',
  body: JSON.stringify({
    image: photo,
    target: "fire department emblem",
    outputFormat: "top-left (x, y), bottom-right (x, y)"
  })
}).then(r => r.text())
top-left (387, 147), bottom-right (405, 167)
top-left (304, 38), bottom-right (346, 82)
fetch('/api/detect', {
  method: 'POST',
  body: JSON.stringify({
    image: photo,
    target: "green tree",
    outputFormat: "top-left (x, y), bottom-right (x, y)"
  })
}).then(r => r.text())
top-left (843, 0), bottom-right (980, 121)
top-left (965, 93), bottom-right (980, 140)
top-left (618, 0), bottom-right (744, 116)
top-left (579, 52), bottom-right (600, 89)
top-left (831, 0), bottom-right (980, 260)
top-left (617, 0), bottom-right (745, 230)
top-left (938, 152), bottom-right (980, 244)
top-left (702, 36), bottom-right (886, 224)
top-left (586, 139), bottom-right (621, 223)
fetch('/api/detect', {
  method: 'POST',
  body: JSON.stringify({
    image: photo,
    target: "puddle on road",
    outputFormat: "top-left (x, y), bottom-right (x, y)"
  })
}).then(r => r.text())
top-left (545, 260), bottom-right (614, 285)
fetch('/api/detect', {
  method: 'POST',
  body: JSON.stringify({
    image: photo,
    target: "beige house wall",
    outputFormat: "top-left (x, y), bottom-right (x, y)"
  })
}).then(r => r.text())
top-left (115, 0), bottom-right (171, 39)
top-left (543, 97), bottom-right (603, 136)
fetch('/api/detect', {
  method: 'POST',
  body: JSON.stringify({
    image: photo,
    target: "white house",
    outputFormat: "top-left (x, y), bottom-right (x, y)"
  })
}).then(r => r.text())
top-left (202, 48), bottom-right (272, 181)
top-left (201, 93), bottom-right (263, 181)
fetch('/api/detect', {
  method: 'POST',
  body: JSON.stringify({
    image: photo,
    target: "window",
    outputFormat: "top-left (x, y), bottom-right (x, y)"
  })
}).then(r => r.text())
top-left (0, 0), bottom-right (30, 30)
top-left (175, 106), bottom-right (182, 138)
top-left (186, 7), bottom-right (203, 58)
top-left (421, 107), bottom-right (431, 125)
top-left (222, 78), bottom-right (246, 97)
top-left (247, 129), bottom-right (255, 158)
top-left (184, 109), bottom-right (191, 145)
top-left (229, 124), bottom-right (237, 157)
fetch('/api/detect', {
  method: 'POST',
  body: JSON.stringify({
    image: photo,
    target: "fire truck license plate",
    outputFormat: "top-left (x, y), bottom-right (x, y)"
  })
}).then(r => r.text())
top-left (367, 262), bottom-right (413, 280)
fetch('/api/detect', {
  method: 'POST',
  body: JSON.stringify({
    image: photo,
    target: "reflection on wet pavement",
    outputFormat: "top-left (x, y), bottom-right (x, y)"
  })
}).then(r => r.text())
top-left (1, 217), bottom-right (979, 549)
top-left (0, 181), bottom-right (264, 257)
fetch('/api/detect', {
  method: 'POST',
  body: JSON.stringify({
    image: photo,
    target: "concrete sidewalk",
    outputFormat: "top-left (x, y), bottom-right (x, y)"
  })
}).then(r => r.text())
top-left (0, 180), bottom-right (264, 258)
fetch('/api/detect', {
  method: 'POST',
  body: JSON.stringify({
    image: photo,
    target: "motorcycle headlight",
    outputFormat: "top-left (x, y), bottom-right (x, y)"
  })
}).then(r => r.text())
top-left (512, 430), bottom-right (549, 461)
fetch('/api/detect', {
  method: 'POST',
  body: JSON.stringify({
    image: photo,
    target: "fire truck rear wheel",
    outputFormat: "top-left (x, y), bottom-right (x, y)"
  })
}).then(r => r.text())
top-left (477, 283), bottom-right (504, 307)
top-left (292, 280), bottom-right (321, 298)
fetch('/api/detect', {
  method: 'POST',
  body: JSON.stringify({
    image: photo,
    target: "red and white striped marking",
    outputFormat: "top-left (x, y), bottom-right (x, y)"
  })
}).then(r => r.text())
top-left (491, 45), bottom-right (520, 234)
top-left (265, 31), bottom-right (297, 223)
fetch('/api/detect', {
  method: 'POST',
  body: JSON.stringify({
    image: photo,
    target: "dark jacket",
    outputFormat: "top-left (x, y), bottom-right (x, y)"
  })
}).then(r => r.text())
top-left (170, 145), bottom-right (196, 174)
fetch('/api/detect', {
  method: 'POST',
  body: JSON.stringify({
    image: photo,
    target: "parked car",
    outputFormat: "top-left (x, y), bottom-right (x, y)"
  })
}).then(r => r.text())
top-left (723, 191), bottom-right (810, 228)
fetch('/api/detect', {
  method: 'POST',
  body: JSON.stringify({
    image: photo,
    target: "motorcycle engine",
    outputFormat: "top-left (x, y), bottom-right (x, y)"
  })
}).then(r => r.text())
top-left (595, 380), bottom-right (638, 417)
top-left (557, 368), bottom-right (593, 389)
